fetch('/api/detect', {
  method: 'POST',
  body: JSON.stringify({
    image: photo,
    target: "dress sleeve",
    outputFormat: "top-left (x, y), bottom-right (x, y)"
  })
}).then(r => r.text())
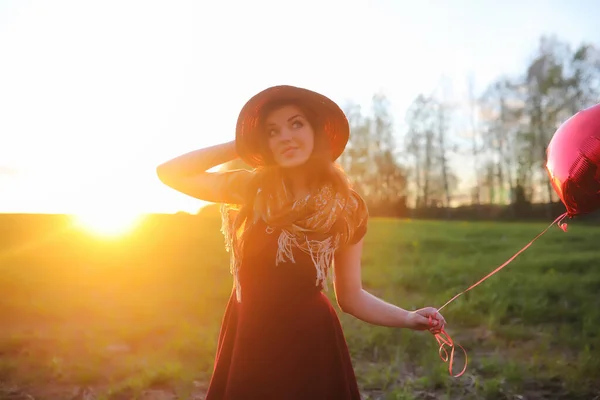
top-left (346, 190), bottom-right (369, 245)
top-left (348, 217), bottom-right (368, 245)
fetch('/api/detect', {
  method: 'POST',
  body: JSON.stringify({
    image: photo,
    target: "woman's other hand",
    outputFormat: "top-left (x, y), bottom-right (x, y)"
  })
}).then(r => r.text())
top-left (407, 307), bottom-right (446, 332)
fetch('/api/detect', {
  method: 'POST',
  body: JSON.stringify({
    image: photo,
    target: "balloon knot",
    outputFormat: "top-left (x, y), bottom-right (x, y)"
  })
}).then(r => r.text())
top-left (557, 211), bottom-right (570, 232)
top-left (558, 222), bottom-right (568, 232)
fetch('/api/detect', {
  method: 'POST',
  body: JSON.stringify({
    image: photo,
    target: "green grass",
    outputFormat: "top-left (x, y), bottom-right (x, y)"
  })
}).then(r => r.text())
top-left (0, 212), bottom-right (598, 399)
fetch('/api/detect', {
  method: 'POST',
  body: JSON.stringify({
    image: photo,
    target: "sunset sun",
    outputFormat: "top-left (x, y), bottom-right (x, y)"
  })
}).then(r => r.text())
top-left (71, 211), bottom-right (146, 237)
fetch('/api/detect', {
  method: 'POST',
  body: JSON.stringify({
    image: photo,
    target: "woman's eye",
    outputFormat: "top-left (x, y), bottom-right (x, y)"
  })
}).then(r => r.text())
top-left (291, 120), bottom-right (303, 129)
top-left (268, 129), bottom-right (278, 137)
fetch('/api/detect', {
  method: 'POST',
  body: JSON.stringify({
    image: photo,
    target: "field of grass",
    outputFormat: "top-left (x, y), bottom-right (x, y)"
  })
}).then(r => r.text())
top-left (0, 210), bottom-right (599, 399)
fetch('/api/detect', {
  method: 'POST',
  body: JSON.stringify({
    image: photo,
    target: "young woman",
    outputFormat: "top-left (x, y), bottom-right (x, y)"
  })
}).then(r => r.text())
top-left (156, 85), bottom-right (447, 399)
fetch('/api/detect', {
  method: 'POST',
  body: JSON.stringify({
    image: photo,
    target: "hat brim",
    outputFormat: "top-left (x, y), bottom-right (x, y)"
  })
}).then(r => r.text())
top-left (235, 85), bottom-right (349, 168)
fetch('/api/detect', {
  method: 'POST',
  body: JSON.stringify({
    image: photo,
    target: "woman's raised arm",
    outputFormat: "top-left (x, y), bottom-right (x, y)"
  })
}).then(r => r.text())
top-left (156, 140), bottom-right (252, 204)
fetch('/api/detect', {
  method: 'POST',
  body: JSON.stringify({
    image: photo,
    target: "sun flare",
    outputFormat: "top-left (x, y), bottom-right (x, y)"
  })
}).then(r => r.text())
top-left (71, 211), bottom-right (146, 237)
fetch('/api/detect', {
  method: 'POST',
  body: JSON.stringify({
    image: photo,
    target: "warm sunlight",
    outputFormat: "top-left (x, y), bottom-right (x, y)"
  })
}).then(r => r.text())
top-left (71, 211), bottom-right (146, 237)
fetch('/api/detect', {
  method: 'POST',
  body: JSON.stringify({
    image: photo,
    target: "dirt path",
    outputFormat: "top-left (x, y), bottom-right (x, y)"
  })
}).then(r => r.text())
top-left (0, 382), bottom-right (207, 400)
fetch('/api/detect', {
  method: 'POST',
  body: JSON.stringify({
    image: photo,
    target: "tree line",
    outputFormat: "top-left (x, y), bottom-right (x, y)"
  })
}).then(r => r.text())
top-left (222, 35), bottom-right (600, 221)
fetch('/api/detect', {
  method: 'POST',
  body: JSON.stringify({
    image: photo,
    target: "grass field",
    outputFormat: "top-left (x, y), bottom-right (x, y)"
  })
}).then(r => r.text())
top-left (0, 210), bottom-right (598, 400)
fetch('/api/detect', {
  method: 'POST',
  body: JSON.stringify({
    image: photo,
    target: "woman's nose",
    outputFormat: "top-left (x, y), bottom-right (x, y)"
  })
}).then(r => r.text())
top-left (277, 127), bottom-right (293, 141)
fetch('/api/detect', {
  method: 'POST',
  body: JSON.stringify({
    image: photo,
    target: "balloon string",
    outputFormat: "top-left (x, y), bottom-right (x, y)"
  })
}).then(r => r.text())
top-left (428, 316), bottom-right (468, 377)
top-left (428, 212), bottom-right (569, 378)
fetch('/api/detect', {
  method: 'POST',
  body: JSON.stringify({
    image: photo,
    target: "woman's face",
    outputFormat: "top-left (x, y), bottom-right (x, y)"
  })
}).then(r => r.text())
top-left (265, 104), bottom-right (315, 168)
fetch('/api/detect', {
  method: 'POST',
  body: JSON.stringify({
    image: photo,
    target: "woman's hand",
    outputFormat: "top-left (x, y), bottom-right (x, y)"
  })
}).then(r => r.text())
top-left (406, 307), bottom-right (447, 332)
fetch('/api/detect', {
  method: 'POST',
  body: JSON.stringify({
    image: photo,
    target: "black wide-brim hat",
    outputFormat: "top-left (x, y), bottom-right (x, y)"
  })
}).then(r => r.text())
top-left (235, 85), bottom-right (350, 168)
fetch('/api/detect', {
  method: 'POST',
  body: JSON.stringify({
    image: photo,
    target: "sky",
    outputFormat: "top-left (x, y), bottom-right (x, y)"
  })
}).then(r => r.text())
top-left (1, 0), bottom-right (599, 215)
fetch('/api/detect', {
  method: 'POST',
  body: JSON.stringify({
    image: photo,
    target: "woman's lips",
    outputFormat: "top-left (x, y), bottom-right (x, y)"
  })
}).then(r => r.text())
top-left (281, 147), bottom-right (298, 157)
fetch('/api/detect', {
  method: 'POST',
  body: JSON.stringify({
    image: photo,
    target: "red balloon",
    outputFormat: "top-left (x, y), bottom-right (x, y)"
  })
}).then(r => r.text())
top-left (546, 103), bottom-right (600, 217)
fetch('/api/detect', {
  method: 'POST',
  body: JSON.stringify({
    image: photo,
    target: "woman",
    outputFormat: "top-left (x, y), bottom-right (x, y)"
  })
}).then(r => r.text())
top-left (156, 85), bottom-right (446, 399)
